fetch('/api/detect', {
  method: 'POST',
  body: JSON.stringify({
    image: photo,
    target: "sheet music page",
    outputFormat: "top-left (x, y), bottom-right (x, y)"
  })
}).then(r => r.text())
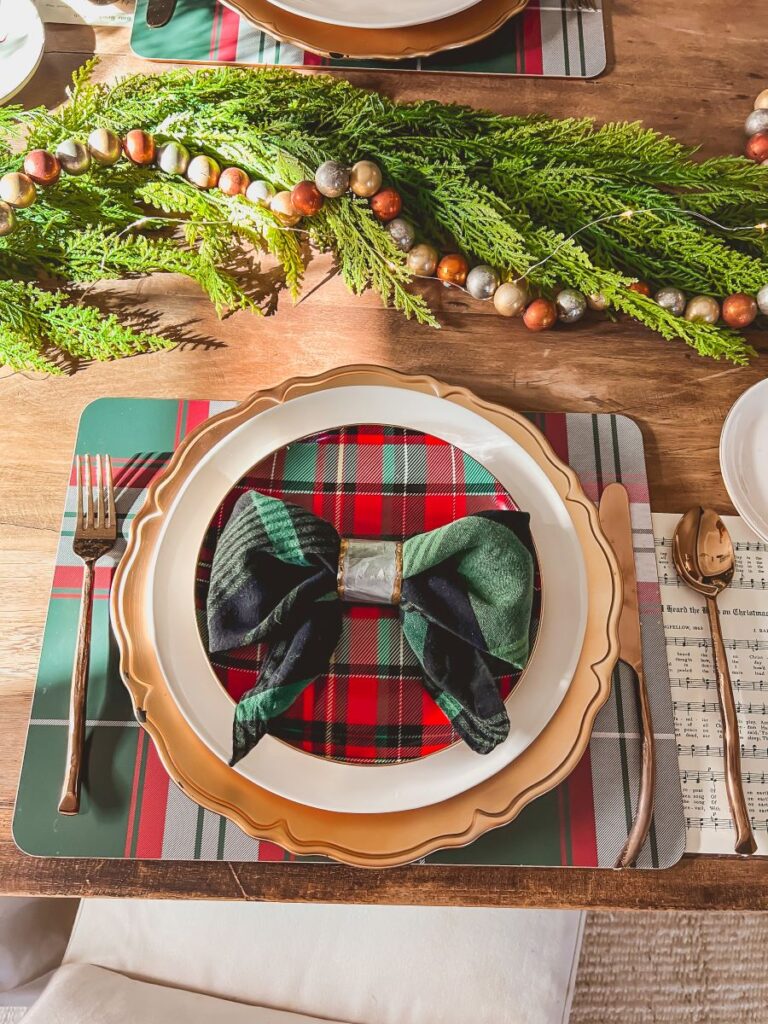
top-left (653, 512), bottom-right (768, 855)
top-left (36, 0), bottom-right (134, 26)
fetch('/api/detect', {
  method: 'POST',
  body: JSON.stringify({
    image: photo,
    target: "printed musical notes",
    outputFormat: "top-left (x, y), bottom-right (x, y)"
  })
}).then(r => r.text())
top-left (654, 512), bottom-right (768, 856)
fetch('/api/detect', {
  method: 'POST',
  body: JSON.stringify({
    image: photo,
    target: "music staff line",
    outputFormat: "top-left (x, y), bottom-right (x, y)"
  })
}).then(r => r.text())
top-left (658, 574), bottom-right (768, 590)
top-left (678, 743), bottom-right (768, 759)
top-left (666, 636), bottom-right (768, 651)
top-left (670, 677), bottom-right (767, 692)
top-left (675, 700), bottom-right (768, 715)
top-left (685, 817), bottom-right (768, 831)
top-left (680, 769), bottom-right (768, 785)
top-left (656, 537), bottom-right (768, 553)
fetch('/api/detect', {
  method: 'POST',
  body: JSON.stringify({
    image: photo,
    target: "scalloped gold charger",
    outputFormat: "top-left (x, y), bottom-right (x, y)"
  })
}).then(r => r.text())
top-left (111, 366), bottom-right (621, 867)
top-left (221, 0), bottom-right (529, 59)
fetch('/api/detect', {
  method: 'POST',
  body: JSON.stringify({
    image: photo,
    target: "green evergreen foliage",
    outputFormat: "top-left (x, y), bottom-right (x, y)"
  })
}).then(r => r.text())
top-left (1, 61), bottom-right (766, 371)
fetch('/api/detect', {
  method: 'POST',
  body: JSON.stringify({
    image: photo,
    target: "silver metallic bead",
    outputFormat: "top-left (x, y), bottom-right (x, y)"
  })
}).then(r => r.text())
top-left (586, 291), bottom-right (609, 311)
top-left (746, 109), bottom-right (768, 136)
top-left (757, 283), bottom-right (768, 315)
top-left (56, 139), bottom-right (91, 176)
top-left (684, 295), bottom-right (720, 324)
top-left (555, 288), bottom-right (587, 324)
top-left (0, 201), bottom-right (16, 236)
top-left (246, 180), bottom-right (275, 207)
top-left (156, 141), bottom-right (191, 175)
top-left (655, 286), bottom-right (687, 316)
top-left (87, 128), bottom-right (121, 166)
top-left (465, 264), bottom-right (499, 300)
top-left (386, 217), bottom-right (415, 252)
top-left (315, 160), bottom-right (350, 198)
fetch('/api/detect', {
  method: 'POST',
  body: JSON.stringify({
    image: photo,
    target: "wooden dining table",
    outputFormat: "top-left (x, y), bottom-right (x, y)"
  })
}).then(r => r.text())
top-left (0, 0), bottom-right (766, 910)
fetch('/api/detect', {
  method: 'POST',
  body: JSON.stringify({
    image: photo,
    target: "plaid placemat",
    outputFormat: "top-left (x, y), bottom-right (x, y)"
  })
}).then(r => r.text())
top-left (130, 0), bottom-right (608, 78)
top-left (13, 398), bottom-right (685, 868)
top-left (195, 425), bottom-right (541, 763)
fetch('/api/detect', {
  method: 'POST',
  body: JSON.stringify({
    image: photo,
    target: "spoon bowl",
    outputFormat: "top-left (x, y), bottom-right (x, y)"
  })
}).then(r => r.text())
top-left (673, 507), bottom-right (734, 598)
top-left (672, 506), bottom-right (756, 856)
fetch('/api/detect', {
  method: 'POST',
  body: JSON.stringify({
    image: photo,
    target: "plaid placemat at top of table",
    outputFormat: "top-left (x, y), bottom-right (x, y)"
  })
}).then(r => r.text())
top-left (195, 424), bottom-right (541, 764)
top-left (13, 399), bottom-right (685, 868)
top-left (131, 0), bottom-right (607, 79)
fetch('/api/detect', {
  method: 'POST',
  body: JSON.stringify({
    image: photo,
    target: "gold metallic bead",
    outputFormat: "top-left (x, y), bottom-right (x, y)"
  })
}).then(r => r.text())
top-left (349, 160), bottom-right (382, 198)
top-left (186, 155), bottom-right (221, 190)
top-left (87, 128), bottom-right (122, 166)
top-left (56, 139), bottom-right (91, 176)
top-left (755, 89), bottom-right (768, 110)
top-left (0, 172), bottom-right (36, 208)
top-left (406, 243), bottom-right (439, 277)
top-left (270, 190), bottom-right (301, 227)
top-left (0, 201), bottom-right (17, 236)
top-left (586, 291), bottom-right (609, 311)
top-left (493, 281), bottom-right (528, 317)
top-left (684, 295), bottom-right (720, 324)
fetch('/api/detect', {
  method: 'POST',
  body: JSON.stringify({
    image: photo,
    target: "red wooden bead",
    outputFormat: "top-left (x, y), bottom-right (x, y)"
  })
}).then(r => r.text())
top-left (123, 130), bottom-right (156, 166)
top-left (370, 187), bottom-right (402, 223)
top-left (628, 281), bottom-right (652, 297)
top-left (722, 293), bottom-right (758, 328)
top-left (23, 149), bottom-right (61, 186)
top-left (745, 132), bottom-right (768, 162)
top-left (523, 298), bottom-right (558, 331)
top-left (436, 253), bottom-right (469, 286)
top-left (218, 167), bottom-right (250, 196)
top-left (290, 180), bottom-right (325, 216)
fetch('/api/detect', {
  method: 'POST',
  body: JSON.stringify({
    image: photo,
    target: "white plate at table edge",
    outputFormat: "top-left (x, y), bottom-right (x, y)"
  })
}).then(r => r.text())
top-left (122, 386), bottom-right (588, 815)
top-left (256, 0), bottom-right (481, 32)
top-left (720, 377), bottom-right (768, 544)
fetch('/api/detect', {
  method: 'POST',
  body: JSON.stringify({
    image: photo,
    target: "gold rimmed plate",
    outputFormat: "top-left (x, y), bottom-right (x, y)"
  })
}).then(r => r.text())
top-left (111, 366), bottom-right (621, 866)
top-left (221, 0), bottom-right (529, 60)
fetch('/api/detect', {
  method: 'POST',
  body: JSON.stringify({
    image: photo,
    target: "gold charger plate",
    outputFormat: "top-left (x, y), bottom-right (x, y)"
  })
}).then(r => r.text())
top-left (222, 0), bottom-right (529, 60)
top-left (112, 366), bottom-right (621, 868)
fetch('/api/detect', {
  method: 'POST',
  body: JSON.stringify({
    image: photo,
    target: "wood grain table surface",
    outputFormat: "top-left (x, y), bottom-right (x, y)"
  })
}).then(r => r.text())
top-left (1, 3), bottom-right (767, 909)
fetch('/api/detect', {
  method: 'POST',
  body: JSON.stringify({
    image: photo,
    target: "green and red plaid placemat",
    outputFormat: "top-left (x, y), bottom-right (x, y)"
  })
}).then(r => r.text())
top-left (131, 0), bottom-right (607, 78)
top-left (13, 398), bottom-right (685, 868)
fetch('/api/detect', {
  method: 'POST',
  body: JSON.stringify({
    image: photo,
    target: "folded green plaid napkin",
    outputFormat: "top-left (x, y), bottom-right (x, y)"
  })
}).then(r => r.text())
top-left (207, 491), bottom-right (534, 765)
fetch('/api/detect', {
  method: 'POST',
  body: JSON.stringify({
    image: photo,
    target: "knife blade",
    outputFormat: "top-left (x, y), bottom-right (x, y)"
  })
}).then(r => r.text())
top-left (146, 0), bottom-right (177, 28)
top-left (598, 482), bottom-right (656, 868)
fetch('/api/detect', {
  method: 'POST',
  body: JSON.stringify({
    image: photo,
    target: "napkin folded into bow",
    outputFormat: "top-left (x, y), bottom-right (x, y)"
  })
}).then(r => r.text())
top-left (207, 491), bottom-right (535, 765)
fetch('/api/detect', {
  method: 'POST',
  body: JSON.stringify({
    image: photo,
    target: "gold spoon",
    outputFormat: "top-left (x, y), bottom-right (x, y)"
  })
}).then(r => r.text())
top-left (673, 507), bottom-right (757, 855)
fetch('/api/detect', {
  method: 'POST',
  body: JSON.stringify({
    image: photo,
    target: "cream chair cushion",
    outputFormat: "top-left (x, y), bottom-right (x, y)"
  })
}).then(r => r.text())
top-left (63, 900), bottom-right (584, 1024)
top-left (24, 964), bottom-right (345, 1024)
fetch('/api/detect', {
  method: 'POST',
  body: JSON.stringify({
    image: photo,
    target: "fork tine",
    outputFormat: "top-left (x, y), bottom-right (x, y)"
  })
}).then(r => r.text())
top-left (105, 454), bottom-right (116, 529)
top-left (75, 456), bottom-right (84, 530)
top-left (85, 454), bottom-right (94, 529)
top-left (96, 455), bottom-right (105, 528)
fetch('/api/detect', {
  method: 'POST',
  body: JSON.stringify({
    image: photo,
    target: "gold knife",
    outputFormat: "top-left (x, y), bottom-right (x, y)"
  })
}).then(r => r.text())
top-left (598, 482), bottom-right (656, 868)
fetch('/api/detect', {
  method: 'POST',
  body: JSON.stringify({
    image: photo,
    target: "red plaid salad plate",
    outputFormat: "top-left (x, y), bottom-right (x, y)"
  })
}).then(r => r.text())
top-left (111, 366), bottom-right (620, 862)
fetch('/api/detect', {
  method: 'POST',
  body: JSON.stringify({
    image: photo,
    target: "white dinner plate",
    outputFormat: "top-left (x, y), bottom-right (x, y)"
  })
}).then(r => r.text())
top-left (720, 378), bottom-right (768, 543)
top-left (0, 0), bottom-right (44, 106)
top-left (262, 0), bottom-right (481, 31)
top-left (139, 386), bottom-right (588, 814)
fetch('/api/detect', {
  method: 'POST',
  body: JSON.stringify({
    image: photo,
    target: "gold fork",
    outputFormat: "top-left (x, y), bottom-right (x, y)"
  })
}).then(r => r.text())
top-left (58, 454), bottom-right (117, 815)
